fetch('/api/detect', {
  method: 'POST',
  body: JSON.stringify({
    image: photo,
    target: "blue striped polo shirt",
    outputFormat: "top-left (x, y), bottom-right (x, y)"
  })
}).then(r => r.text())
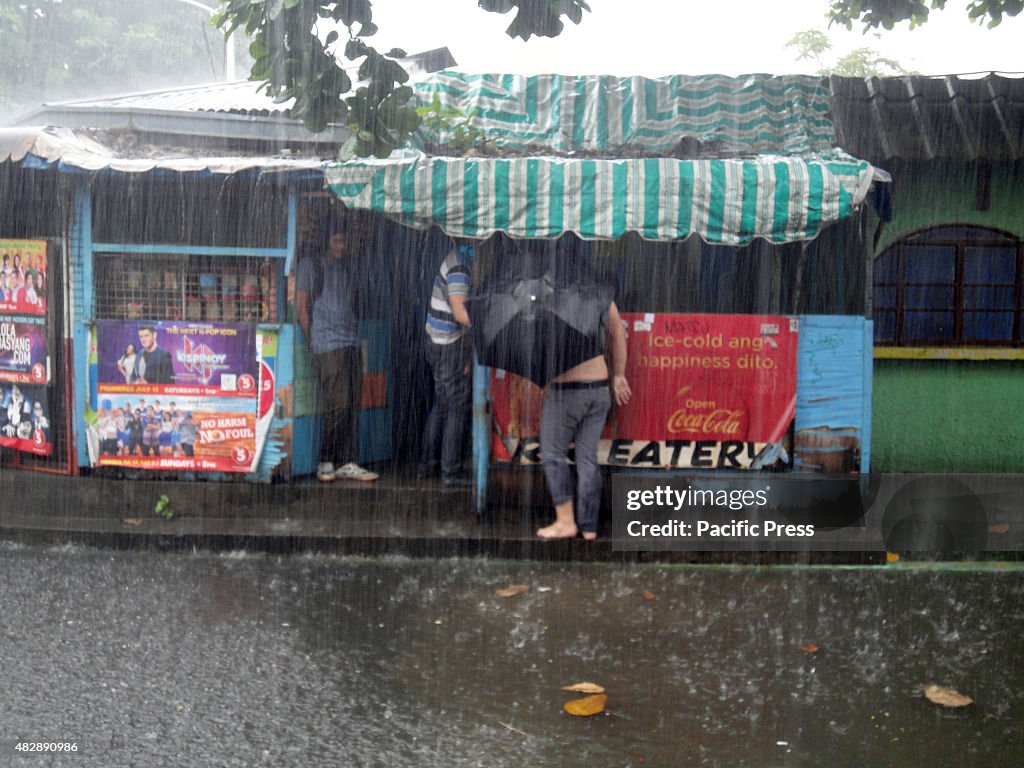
top-left (425, 245), bottom-right (474, 345)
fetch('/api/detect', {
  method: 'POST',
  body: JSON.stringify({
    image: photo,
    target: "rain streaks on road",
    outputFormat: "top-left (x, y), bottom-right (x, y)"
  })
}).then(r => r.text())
top-left (0, 544), bottom-right (1021, 766)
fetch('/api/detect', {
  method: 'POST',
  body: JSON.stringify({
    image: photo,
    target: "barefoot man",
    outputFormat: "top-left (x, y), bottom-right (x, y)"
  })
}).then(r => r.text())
top-left (536, 300), bottom-right (631, 541)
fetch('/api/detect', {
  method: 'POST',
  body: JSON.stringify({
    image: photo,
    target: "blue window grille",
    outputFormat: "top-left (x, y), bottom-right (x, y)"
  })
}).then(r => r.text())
top-left (874, 226), bottom-right (1022, 346)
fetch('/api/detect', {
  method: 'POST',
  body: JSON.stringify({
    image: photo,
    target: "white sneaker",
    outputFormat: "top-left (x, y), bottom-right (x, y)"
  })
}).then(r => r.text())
top-left (334, 462), bottom-right (379, 482)
top-left (317, 462), bottom-right (336, 482)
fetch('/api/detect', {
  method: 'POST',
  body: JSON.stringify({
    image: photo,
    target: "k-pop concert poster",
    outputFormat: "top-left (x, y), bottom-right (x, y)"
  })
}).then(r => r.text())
top-left (95, 319), bottom-right (259, 396)
top-left (88, 321), bottom-right (276, 473)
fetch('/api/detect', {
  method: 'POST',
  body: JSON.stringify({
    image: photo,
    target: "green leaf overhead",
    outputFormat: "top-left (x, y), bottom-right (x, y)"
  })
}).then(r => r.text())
top-left (829, 0), bottom-right (1021, 30)
top-left (215, 0), bottom-right (592, 156)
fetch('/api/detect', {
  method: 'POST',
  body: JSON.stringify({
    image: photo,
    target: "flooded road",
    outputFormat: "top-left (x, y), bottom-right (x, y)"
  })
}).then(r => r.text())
top-left (0, 544), bottom-right (1021, 766)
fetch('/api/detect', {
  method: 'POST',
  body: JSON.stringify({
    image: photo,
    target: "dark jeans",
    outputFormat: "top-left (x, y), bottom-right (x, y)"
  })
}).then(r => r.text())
top-left (422, 335), bottom-right (472, 478)
top-left (540, 385), bottom-right (611, 534)
top-left (312, 345), bottom-right (363, 467)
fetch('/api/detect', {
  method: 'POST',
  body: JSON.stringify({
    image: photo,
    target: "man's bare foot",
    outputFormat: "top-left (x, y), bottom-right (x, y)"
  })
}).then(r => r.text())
top-left (581, 531), bottom-right (598, 541)
top-left (537, 521), bottom-right (578, 539)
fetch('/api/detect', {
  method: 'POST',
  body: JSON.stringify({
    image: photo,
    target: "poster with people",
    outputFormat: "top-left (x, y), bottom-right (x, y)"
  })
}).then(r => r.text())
top-left (0, 382), bottom-right (53, 455)
top-left (95, 320), bottom-right (259, 396)
top-left (0, 239), bottom-right (52, 458)
top-left (0, 240), bottom-right (48, 317)
top-left (489, 313), bottom-right (799, 470)
top-left (89, 320), bottom-right (273, 473)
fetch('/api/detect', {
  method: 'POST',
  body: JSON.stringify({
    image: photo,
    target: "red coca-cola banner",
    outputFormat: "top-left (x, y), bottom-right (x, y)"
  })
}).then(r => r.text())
top-left (490, 313), bottom-right (798, 470)
top-left (618, 313), bottom-right (798, 444)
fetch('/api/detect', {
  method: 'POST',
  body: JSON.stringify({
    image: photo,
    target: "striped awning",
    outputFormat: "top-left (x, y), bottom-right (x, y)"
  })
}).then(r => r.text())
top-left (324, 73), bottom-right (875, 244)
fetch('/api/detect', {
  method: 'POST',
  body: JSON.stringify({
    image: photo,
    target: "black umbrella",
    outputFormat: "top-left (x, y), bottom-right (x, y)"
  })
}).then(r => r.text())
top-left (467, 270), bottom-right (614, 387)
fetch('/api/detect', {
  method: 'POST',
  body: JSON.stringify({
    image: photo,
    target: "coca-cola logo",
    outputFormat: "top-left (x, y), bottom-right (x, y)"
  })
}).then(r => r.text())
top-left (666, 408), bottom-right (743, 435)
top-left (665, 385), bottom-right (743, 435)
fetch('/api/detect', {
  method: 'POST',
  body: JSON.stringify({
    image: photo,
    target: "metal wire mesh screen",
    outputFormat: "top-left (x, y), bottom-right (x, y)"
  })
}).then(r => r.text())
top-left (93, 254), bottom-right (278, 323)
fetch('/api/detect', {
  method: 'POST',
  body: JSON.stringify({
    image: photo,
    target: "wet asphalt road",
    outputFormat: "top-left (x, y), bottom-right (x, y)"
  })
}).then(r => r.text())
top-left (0, 544), bottom-right (1021, 767)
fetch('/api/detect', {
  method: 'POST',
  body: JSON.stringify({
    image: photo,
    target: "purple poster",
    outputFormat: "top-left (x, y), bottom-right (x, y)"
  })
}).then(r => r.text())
top-left (97, 320), bottom-right (259, 398)
top-left (0, 319), bottom-right (48, 384)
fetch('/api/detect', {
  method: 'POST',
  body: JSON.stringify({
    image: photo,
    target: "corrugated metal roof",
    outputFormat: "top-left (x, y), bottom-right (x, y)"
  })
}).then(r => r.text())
top-left (12, 80), bottom-right (347, 145)
top-left (828, 73), bottom-right (1024, 162)
top-left (47, 80), bottom-right (296, 117)
top-left (16, 47), bottom-right (457, 123)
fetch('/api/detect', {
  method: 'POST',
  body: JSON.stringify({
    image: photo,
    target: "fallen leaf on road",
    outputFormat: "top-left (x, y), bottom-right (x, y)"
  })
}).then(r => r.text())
top-left (563, 693), bottom-right (607, 716)
top-left (495, 584), bottom-right (530, 598)
top-left (923, 684), bottom-right (973, 708)
top-left (799, 644), bottom-right (819, 653)
top-left (498, 721), bottom-right (527, 736)
top-left (562, 682), bottom-right (605, 694)
top-left (642, 591), bottom-right (656, 601)
top-left (988, 523), bottom-right (1010, 534)
top-left (121, 518), bottom-right (143, 526)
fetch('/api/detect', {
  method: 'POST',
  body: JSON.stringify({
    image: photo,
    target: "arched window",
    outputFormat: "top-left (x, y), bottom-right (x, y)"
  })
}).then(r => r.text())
top-left (874, 226), bottom-right (1023, 346)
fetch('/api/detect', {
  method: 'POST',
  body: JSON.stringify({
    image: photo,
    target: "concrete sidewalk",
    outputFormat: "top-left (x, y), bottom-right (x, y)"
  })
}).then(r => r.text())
top-left (2, 466), bottom-right (1015, 561)
top-left (0, 466), bottom-right (897, 563)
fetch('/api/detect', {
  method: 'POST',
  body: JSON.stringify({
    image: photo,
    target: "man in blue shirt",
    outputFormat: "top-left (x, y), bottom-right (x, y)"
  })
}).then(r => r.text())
top-left (297, 224), bottom-right (378, 483)
top-left (422, 243), bottom-right (475, 488)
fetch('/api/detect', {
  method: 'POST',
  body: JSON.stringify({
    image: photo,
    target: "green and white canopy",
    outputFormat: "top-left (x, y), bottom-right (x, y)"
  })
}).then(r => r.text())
top-left (325, 73), bottom-right (874, 244)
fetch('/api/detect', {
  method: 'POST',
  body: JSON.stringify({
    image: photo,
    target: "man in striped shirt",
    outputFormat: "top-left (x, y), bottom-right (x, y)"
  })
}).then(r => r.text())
top-left (422, 243), bottom-right (475, 488)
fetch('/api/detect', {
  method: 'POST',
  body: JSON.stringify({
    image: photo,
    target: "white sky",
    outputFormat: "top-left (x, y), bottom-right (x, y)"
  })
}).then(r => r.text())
top-left (366, 0), bottom-right (1022, 77)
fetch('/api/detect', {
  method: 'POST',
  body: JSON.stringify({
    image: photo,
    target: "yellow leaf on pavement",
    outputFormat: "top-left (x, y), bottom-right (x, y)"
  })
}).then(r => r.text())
top-left (563, 693), bottom-right (607, 716)
top-left (923, 684), bottom-right (973, 708)
top-left (495, 584), bottom-right (530, 598)
top-left (561, 682), bottom-right (605, 694)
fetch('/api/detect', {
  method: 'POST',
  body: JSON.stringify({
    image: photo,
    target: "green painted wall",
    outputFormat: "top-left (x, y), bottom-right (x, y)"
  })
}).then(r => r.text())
top-left (876, 159), bottom-right (1024, 252)
top-left (871, 159), bottom-right (1024, 472)
top-left (872, 359), bottom-right (1024, 472)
